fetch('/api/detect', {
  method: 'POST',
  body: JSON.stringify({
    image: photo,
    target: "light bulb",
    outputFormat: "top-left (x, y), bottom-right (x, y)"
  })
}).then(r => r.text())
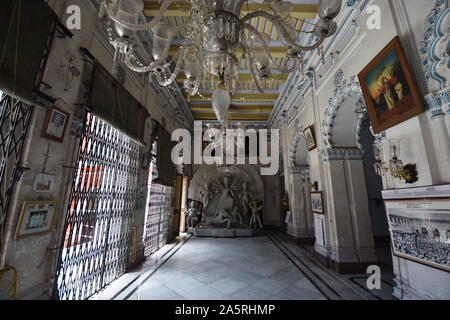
top-left (318, 0), bottom-right (342, 20)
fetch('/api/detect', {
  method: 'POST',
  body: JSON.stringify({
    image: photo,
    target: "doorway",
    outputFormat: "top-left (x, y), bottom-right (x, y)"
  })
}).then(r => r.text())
top-left (358, 118), bottom-right (395, 298)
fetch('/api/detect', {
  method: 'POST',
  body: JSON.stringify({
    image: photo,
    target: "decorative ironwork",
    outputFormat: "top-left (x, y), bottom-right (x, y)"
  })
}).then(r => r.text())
top-left (54, 113), bottom-right (142, 300)
top-left (0, 92), bottom-right (33, 247)
top-left (143, 183), bottom-right (172, 257)
top-left (143, 139), bottom-right (173, 258)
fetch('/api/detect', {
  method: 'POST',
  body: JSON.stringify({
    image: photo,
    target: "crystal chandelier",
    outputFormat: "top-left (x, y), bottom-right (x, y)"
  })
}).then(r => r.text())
top-left (99, 0), bottom-right (343, 125)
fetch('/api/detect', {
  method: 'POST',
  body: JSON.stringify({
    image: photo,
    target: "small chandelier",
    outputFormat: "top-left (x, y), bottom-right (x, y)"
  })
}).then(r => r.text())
top-left (99, 0), bottom-right (342, 125)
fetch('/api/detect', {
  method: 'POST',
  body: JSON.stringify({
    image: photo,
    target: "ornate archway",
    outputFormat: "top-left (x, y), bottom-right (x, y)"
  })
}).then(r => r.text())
top-left (321, 70), bottom-right (369, 151)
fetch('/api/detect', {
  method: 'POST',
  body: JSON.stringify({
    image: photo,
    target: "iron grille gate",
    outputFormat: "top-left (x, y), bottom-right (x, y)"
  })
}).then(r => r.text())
top-left (0, 92), bottom-right (33, 247)
top-left (144, 182), bottom-right (172, 257)
top-left (143, 139), bottom-right (172, 258)
top-left (54, 113), bottom-right (141, 300)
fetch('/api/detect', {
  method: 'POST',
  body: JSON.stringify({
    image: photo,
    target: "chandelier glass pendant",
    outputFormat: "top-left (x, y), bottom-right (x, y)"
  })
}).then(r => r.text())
top-left (99, 0), bottom-right (343, 125)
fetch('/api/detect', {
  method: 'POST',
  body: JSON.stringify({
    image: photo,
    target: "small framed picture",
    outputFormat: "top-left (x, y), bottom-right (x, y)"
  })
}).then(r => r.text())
top-left (311, 191), bottom-right (324, 214)
top-left (303, 125), bottom-right (317, 151)
top-left (42, 106), bottom-right (70, 142)
top-left (15, 201), bottom-right (57, 239)
top-left (33, 173), bottom-right (55, 193)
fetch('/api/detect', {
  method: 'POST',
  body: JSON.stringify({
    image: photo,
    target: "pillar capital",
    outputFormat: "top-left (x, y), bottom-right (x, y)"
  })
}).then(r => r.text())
top-left (425, 88), bottom-right (449, 121)
top-left (320, 148), bottom-right (363, 162)
top-left (288, 165), bottom-right (310, 176)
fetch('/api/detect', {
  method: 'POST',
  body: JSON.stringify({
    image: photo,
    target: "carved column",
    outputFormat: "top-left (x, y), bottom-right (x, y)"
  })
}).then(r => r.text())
top-left (286, 165), bottom-right (315, 243)
top-left (425, 89), bottom-right (450, 183)
top-left (319, 149), bottom-right (377, 274)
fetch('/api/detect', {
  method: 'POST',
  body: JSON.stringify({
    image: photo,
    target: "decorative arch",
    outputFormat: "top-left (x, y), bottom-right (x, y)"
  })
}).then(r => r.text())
top-left (289, 119), bottom-right (310, 167)
top-left (321, 70), bottom-right (369, 150)
top-left (419, 0), bottom-right (449, 91)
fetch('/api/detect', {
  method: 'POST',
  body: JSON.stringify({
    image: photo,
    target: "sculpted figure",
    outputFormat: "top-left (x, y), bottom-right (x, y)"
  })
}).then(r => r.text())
top-left (231, 206), bottom-right (244, 225)
top-left (249, 200), bottom-right (263, 229)
top-left (186, 203), bottom-right (199, 228)
top-left (200, 183), bottom-right (212, 209)
top-left (217, 209), bottom-right (232, 229)
top-left (212, 176), bottom-right (240, 212)
top-left (240, 182), bottom-right (252, 217)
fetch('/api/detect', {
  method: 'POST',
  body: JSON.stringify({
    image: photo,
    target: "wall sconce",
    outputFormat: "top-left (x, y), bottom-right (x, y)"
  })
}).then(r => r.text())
top-left (373, 140), bottom-right (418, 184)
top-left (306, 178), bottom-right (319, 191)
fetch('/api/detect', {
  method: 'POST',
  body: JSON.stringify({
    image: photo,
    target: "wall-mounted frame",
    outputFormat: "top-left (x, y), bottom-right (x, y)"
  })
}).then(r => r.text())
top-left (15, 201), bottom-right (57, 239)
top-left (385, 198), bottom-right (450, 273)
top-left (42, 106), bottom-right (70, 143)
top-left (303, 125), bottom-right (317, 151)
top-left (311, 191), bottom-right (324, 214)
top-left (33, 173), bottom-right (55, 193)
top-left (358, 36), bottom-right (425, 133)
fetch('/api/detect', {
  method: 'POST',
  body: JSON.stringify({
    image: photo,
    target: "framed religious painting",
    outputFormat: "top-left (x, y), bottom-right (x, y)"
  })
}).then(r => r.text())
top-left (311, 191), bottom-right (324, 214)
top-left (15, 201), bottom-right (57, 239)
top-left (303, 125), bottom-right (317, 151)
top-left (358, 36), bottom-right (425, 133)
top-left (384, 198), bottom-right (450, 273)
top-left (42, 106), bottom-right (70, 142)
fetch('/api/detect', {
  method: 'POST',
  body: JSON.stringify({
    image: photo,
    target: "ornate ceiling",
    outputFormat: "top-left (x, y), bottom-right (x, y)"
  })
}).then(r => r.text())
top-left (143, 0), bottom-right (319, 123)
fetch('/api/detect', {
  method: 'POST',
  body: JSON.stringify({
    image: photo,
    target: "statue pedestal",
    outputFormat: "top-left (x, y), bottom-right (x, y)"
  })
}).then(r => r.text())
top-left (190, 227), bottom-right (257, 238)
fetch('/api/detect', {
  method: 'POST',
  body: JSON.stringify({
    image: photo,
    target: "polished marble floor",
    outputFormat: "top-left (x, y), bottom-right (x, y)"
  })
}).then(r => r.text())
top-left (91, 232), bottom-right (394, 300)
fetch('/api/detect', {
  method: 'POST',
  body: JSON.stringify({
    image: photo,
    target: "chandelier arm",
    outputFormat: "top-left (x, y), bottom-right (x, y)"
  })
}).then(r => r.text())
top-left (242, 23), bottom-right (277, 66)
top-left (242, 23), bottom-right (297, 74)
top-left (241, 10), bottom-right (326, 51)
top-left (154, 51), bottom-right (187, 86)
top-left (244, 42), bottom-right (265, 94)
top-left (124, 55), bottom-right (163, 73)
top-left (101, 0), bottom-right (187, 31)
top-left (122, 24), bottom-right (186, 74)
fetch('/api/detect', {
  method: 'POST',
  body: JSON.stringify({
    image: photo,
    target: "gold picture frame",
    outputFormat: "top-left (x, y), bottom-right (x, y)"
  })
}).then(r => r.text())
top-left (358, 37), bottom-right (425, 133)
top-left (303, 125), bottom-right (317, 151)
top-left (14, 201), bottom-right (57, 239)
top-left (42, 106), bottom-right (70, 143)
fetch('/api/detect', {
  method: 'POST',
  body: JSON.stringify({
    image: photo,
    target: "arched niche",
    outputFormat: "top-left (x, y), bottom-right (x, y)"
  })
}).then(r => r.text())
top-left (188, 165), bottom-right (264, 216)
top-left (289, 119), bottom-right (310, 167)
top-left (322, 71), bottom-right (369, 150)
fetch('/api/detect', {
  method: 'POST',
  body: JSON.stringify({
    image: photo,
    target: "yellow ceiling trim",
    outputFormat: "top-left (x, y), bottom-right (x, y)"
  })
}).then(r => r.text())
top-left (176, 72), bottom-right (288, 82)
top-left (144, 3), bottom-right (318, 19)
top-left (169, 46), bottom-right (290, 58)
top-left (187, 93), bottom-right (279, 102)
top-left (192, 113), bottom-right (270, 121)
top-left (190, 105), bottom-right (274, 112)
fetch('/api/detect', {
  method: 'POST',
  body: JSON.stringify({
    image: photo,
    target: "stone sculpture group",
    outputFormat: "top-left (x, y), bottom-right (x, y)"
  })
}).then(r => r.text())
top-left (195, 175), bottom-right (263, 230)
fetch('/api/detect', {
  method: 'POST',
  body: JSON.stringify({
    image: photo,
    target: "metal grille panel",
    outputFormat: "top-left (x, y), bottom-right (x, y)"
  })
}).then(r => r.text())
top-left (55, 113), bottom-right (141, 300)
top-left (143, 138), bottom-right (173, 258)
top-left (0, 92), bottom-right (33, 246)
top-left (144, 182), bottom-right (172, 257)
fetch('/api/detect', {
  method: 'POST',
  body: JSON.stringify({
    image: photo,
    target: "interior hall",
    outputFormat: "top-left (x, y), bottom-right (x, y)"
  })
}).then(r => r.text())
top-left (0, 0), bottom-right (449, 301)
